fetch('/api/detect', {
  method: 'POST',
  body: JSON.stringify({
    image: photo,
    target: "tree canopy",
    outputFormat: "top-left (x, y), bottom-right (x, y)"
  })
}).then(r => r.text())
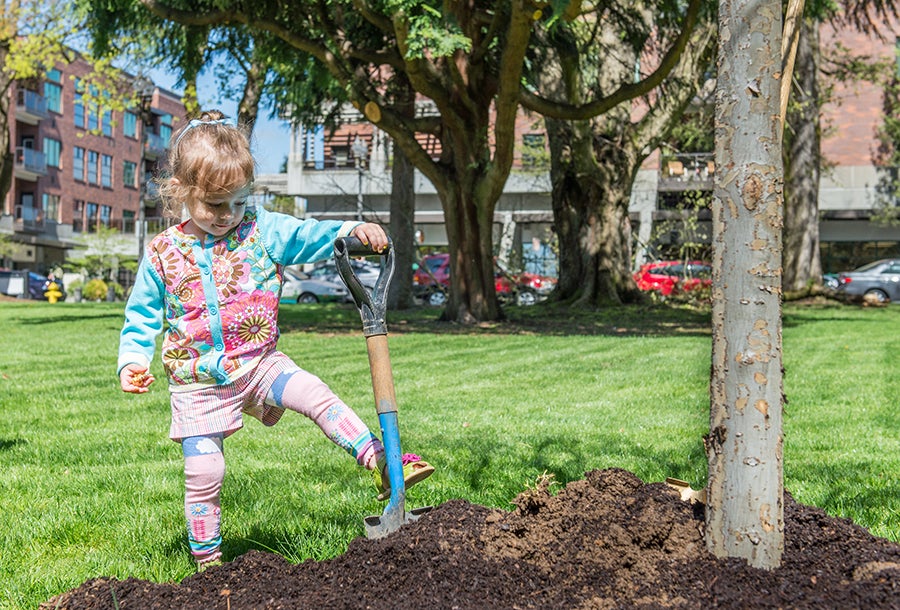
top-left (81, 0), bottom-right (713, 321)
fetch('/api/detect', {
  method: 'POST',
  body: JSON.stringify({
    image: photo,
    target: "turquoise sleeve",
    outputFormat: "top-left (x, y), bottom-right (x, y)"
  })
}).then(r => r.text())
top-left (256, 206), bottom-right (361, 266)
top-left (117, 257), bottom-right (165, 374)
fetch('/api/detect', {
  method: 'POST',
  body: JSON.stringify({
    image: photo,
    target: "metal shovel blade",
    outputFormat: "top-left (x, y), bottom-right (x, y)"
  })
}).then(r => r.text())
top-left (364, 505), bottom-right (433, 539)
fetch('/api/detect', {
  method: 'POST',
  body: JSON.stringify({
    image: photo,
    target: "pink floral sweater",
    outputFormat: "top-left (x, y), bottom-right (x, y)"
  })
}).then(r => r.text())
top-left (117, 206), bottom-right (359, 392)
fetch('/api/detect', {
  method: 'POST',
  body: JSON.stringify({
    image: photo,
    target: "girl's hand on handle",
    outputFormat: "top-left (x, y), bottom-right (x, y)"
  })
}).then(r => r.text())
top-left (120, 364), bottom-right (155, 394)
top-left (351, 223), bottom-right (389, 253)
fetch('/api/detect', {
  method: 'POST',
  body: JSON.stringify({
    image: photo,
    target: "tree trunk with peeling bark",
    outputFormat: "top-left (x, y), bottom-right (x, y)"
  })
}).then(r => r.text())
top-left (706, 0), bottom-right (785, 570)
top-left (783, 18), bottom-right (822, 293)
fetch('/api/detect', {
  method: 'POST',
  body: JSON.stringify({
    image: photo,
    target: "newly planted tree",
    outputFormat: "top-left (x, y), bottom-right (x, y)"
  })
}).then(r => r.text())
top-left (706, 0), bottom-right (785, 569)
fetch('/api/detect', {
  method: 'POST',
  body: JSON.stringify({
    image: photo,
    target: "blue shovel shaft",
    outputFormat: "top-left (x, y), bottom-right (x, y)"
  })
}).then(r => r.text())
top-left (378, 410), bottom-right (407, 519)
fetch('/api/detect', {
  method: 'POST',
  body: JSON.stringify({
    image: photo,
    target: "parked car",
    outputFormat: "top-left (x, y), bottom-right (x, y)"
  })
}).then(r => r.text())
top-left (494, 260), bottom-right (557, 306)
top-left (413, 253), bottom-right (556, 306)
top-left (413, 253), bottom-right (451, 306)
top-left (308, 259), bottom-right (381, 290)
top-left (836, 258), bottom-right (900, 303)
top-left (0, 270), bottom-right (66, 301)
top-left (823, 273), bottom-right (840, 290)
top-left (633, 260), bottom-right (712, 296)
top-left (281, 269), bottom-right (349, 304)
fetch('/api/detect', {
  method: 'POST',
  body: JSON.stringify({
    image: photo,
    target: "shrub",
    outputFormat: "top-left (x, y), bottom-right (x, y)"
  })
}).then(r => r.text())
top-left (83, 278), bottom-right (109, 301)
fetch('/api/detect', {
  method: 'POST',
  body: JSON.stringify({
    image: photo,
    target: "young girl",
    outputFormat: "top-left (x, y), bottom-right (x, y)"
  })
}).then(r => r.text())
top-left (117, 110), bottom-right (433, 569)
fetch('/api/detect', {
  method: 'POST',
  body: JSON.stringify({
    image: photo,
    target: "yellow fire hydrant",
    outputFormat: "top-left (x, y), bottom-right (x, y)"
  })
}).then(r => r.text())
top-left (44, 281), bottom-right (63, 304)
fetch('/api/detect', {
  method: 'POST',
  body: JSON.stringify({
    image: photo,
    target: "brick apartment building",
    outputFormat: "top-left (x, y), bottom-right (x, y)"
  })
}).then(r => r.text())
top-left (1, 53), bottom-right (185, 276)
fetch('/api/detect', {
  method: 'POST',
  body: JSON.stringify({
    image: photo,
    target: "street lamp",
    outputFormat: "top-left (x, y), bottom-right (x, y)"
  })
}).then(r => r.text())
top-left (352, 135), bottom-right (368, 221)
top-left (133, 76), bottom-right (155, 263)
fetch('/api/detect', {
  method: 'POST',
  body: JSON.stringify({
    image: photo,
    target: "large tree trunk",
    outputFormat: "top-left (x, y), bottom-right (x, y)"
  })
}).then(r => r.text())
top-left (387, 73), bottom-right (416, 310)
top-left (706, 0), bottom-right (785, 570)
top-left (546, 115), bottom-right (642, 305)
top-left (440, 178), bottom-right (502, 324)
top-left (538, 13), bottom-right (716, 308)
top-left (783, 18), bottom-right (822, 292)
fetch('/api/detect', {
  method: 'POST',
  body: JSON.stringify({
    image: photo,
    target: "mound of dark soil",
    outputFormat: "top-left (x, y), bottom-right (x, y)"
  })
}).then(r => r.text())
top-left (43, 469), bottom-right (900, 609)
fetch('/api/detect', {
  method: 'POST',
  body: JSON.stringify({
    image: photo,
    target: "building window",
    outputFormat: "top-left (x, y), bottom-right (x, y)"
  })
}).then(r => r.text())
top-left (45, 68), bottom-right (62, 113)
top-left (100, 204), bottom-right (112, 228)
top-left (74, 89), bottom-right (85, 129)
top-left (123, 209), bottom-right (135, 233)
top-left (42, 193), bottom-right (60, 223)
top-left (45, 83), bottom-right (62, 114)
top-left (73, 146), bottom-right (85, 181)
top-left (43, 138), bottom-right (61, 168)
top-left (88, 109), bottom-right (98, 132)
top-left (101, 154), bottom-right (112, 187)
top-left (87, 150), bottom-right (99, 184)
top-left (102, 110), bottom-right (113, 137)
top-left (123, 160), bottom-right (137, 188)
top-left (521, 133), bottom-right (547, 167)
top-left (86, 202), bottom-right (99, 233)
top-left (160, 113), bottom-right (173, 146)
top-left (73, 199), bottom-right (84, 232)
top-left (124, 112), bottom-right (138, 138)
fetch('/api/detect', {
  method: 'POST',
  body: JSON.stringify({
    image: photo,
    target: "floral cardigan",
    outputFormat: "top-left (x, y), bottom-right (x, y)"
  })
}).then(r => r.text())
top-left (118, 206), bottom-right (359, 392)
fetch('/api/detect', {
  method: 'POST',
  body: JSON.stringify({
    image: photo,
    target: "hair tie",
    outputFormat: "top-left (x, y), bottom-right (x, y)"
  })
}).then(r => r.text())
top-left (173, 117), bottom-right (236, 148)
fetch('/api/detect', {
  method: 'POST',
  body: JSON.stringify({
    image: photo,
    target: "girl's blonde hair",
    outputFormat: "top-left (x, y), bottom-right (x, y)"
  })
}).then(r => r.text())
top-left (156, 110), bottom-right (256, 219)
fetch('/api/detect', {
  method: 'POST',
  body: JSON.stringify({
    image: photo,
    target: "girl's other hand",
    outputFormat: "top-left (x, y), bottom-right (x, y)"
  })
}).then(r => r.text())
top-left (120, 364), bottom-right (155, 394)
top-left (352, 223), bottom-right (389, 253)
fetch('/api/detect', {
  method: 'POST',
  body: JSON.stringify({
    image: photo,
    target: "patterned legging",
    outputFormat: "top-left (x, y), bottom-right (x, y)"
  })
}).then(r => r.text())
top-left (182, 368), bottom-right (383, 564)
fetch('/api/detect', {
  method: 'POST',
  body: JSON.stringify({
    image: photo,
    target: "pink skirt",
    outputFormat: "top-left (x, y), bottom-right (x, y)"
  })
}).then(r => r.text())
top-left (168, 351), bottom-right (299, 440)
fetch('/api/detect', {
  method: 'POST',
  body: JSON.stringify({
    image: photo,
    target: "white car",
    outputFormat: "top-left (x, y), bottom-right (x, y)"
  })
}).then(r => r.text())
top-left (281, 269), bottom-right (349, 304)
top-left (308, 259), bottom-right (381, 290)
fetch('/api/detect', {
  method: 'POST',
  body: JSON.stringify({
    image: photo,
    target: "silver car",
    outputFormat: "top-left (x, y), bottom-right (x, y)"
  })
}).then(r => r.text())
top-left (836, 259), bottom-right (900, 303)
top-left (308, 260), bottom-right (381, 290)
top-left (281, 269), bottom-right (349, 304)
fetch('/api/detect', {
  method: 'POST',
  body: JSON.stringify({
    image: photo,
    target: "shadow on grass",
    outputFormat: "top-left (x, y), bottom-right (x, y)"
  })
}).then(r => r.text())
top-left (0, 437), bottom-right (27, 451)
top-left (16, 313), bottom-right (124, 326)
top-left (279, 301), bottom-right (714, 338)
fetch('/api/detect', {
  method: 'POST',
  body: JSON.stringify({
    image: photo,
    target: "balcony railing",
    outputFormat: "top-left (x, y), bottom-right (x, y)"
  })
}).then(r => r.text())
top-left (14, 204), bottom-right (45, 232)
top-left (14, 147), bottom-right (47, 180)
top-left (73, 215), bottom-right (174, 236)
top-left (659, 152), bottom-right (715, 192)
top-left (15, 89), bottom-right (50, 124)
top-left (301, 132), bottom-right (374, 170)
top-left (144, 133), bottom-right (168, 159)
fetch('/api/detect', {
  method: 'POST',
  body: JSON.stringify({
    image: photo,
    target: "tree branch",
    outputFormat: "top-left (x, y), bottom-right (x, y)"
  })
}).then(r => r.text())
top-left (519, 0), bottom-right (703, 121)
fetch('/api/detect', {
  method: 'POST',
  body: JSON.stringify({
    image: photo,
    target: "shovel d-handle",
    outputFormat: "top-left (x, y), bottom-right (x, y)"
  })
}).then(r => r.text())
top-left (334, 236), bottom-right (395, 338)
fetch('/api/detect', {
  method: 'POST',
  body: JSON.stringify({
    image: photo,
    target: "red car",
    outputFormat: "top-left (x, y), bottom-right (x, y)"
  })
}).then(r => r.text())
top-left (413, 254), bottom-right (451, 305)
top-left (414, 253), bottom-right (556, 306)
top-left (633, 260), bottom-right (712, 296)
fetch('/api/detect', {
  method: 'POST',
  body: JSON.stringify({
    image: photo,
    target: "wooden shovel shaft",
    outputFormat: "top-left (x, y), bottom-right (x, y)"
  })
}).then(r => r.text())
top-left (366, 334), bottom-right (398, 415)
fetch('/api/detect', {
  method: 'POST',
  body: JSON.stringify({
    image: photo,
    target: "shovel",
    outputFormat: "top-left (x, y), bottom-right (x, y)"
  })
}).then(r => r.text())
top-left (334, 236), bottom-right (432, 539)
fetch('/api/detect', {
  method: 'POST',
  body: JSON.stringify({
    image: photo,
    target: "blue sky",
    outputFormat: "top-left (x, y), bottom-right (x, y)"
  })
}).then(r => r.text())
top-left (149, 69), bottom-right (291, 175)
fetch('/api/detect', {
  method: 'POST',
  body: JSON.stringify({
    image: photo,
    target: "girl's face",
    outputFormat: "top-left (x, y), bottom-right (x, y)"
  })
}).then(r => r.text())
top-left (185, 186), bottom-right (251, 238)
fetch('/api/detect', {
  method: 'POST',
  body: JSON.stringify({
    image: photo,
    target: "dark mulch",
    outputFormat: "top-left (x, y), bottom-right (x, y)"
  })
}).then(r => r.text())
top-left (43, 469), bottom-right (900, 609)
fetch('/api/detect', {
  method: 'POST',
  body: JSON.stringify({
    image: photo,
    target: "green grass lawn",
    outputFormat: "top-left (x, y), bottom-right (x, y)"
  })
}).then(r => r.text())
top-left (0, 299), bottom-right (897, 609)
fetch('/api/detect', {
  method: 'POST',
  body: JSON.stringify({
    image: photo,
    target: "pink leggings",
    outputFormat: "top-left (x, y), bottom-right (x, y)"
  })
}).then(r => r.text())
top-left (182, 368), bottom-right (383, 564)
